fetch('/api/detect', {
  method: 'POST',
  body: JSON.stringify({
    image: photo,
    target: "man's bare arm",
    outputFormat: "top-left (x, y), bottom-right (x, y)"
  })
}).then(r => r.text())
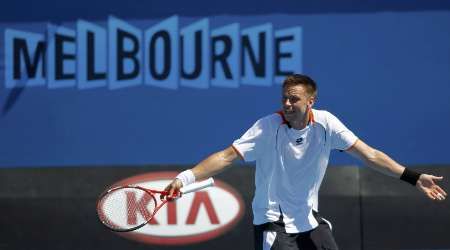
top-left (346, 139), bottom-right (404, 177)
top-left (346, 139), bottom-right (447, 201)
top-left (191, 146), bottom-right (240, 180)
top-left (163, 146), bottom-right (240, 198)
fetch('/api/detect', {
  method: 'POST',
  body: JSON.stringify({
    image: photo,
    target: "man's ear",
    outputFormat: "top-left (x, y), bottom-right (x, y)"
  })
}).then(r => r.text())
top-left (308, 96), bottom-right (316, 108)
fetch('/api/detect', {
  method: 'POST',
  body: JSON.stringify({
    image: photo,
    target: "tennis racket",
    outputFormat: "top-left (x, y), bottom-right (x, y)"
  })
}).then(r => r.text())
top-left (96, 177), bottom-right (215, 232)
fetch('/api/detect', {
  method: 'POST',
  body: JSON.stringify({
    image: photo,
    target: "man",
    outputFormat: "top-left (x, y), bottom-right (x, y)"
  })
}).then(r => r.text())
top-left (163, 74), bottom-right (447, 250)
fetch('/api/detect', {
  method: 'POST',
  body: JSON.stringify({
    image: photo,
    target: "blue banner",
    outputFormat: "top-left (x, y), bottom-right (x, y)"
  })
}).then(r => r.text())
top-left (1, 12), bottom-right (449, 167)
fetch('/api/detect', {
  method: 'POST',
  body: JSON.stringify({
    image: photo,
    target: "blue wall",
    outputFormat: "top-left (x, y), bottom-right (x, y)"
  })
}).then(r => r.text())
top-left (1, 4), bottom-right (449, 167)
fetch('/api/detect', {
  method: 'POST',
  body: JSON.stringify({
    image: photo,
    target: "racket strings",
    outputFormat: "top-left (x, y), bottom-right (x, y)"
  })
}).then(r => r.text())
top-left (97, 187), bottom-right (157, 231)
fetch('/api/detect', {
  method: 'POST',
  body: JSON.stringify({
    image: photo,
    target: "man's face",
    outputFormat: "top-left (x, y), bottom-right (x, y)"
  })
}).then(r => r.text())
top-left (282, 85), bottom-right (315, 124)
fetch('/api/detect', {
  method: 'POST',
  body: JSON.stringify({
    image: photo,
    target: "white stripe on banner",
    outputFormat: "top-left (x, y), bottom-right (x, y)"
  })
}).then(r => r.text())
top-left (263, 231), bottom-right (277, 250)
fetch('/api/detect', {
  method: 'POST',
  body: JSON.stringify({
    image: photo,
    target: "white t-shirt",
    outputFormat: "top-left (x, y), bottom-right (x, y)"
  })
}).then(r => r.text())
top-left (232, 109), bottom-right (358, 233)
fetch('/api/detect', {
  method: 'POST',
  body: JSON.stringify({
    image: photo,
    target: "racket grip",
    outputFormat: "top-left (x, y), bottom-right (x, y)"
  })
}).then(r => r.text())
top-left (180, 177), bottom-right (214, 194)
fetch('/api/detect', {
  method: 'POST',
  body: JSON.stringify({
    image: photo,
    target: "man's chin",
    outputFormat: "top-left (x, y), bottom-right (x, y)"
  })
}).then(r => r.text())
top-left (283, 112), bottom-right (295, 121)
top-left (283, 111), bottom-right (294, 117)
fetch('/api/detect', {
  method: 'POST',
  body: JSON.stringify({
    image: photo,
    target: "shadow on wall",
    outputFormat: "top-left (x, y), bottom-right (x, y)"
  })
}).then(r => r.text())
top-left (0, 165), bottom-right (448, 250)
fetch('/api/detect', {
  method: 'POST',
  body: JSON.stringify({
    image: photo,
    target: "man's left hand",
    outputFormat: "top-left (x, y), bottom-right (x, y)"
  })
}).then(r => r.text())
top-left (416, 174), bottom-right (447, 201)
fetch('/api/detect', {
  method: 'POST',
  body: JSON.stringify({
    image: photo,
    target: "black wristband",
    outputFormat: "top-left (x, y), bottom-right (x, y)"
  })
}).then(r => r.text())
top-left (400, 168), bottom-right (421, 186)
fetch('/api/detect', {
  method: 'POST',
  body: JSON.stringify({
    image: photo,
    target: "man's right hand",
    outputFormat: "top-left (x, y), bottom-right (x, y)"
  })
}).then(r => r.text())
top-left (161, 178), bottom-right (183, 200)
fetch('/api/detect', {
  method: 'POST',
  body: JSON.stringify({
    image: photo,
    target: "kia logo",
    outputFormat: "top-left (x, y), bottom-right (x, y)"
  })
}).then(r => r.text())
top-left (105, 171), bottom-right (245, 245)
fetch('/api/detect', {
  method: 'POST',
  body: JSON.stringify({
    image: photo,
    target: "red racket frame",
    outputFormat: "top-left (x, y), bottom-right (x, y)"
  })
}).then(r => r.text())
top-left (96, 185), bottom-right (178, 232)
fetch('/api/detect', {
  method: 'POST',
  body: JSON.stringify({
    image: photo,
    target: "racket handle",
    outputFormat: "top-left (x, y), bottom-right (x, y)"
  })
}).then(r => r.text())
top-left (180, 177), bottom-right (214, 194)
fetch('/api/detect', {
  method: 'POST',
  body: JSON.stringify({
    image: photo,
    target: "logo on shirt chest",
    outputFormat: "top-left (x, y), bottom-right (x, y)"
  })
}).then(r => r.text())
top-left (295, 137), bottom-right (304, 145)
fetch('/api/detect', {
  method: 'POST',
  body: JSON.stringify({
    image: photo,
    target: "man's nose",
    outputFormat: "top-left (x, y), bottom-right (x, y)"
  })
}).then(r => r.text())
top-left (283, 99), bottom-right (291, 106)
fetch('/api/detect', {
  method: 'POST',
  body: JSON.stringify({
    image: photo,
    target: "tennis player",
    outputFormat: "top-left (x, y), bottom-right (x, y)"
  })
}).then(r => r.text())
top-left (163, 74), bottom-right (447, 250)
